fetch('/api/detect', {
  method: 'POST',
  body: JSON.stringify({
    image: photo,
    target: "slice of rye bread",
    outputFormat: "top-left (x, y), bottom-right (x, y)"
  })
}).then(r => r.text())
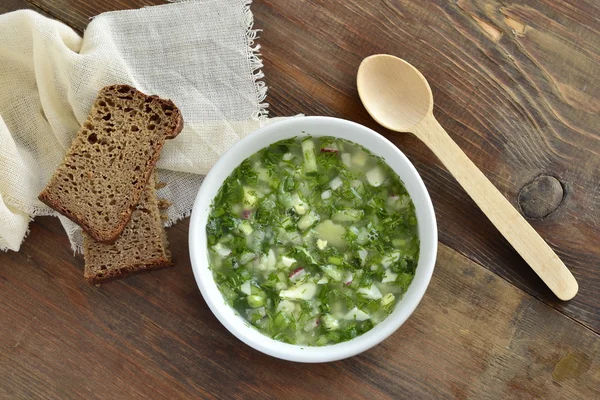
top-left (83, 173), bottom-right (172, 284)
top-left (38, 84), bottom-right (183, 243)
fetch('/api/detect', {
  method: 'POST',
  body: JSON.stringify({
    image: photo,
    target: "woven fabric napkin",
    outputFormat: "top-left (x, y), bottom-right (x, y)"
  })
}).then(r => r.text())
top-left (0, 0), bottom-right (284, 252)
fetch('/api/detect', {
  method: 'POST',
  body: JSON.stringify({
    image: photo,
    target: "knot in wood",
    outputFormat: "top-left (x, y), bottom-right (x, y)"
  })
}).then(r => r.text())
top-left (518, 175), bottom-right (564, 219)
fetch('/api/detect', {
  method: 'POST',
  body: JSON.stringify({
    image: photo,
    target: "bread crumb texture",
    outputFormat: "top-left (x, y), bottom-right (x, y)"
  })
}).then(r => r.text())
top-left (83, 173), bottom-right (172, 284)
top-left (38, 84), bottom-right (183, 242)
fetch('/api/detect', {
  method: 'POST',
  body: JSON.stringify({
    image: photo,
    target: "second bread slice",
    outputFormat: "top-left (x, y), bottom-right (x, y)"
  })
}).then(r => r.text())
top-left (83, 173), bottom-right (172, 284)
top-left (39, 85), bottom-right (183, 243)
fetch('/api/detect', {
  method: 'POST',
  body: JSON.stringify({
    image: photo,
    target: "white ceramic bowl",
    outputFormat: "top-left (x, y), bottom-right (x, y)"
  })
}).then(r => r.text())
top-left (189, 116), bottom-right (437, 363)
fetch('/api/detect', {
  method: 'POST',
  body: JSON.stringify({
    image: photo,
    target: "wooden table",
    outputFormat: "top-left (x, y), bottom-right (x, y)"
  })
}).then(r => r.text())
top-left (1, 0), bottom-right (598, 398)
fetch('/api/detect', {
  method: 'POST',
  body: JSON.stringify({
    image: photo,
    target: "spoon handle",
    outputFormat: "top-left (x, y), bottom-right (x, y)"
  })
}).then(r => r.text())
top-left (413, 115), bottom-right (578, 300)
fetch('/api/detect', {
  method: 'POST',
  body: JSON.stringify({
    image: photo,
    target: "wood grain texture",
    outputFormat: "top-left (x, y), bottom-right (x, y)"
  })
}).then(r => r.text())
top-left (249, 0), bottom-right (600, 330)
top-left (28, 0), bottom-right (600, 330)
top-left (413, 115), bottom-right (578, 300)
top-left (1, 217), bottom-right (598, 399)
top-left (0, 0), bottom-right (47, 15)
top-left (0, 0), bottom-right (598, 397)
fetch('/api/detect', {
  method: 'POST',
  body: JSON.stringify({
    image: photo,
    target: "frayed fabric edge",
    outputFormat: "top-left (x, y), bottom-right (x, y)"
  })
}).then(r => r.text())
top-left (242, 0), bottom-right (269, 120)
top-left (163, 207), bottom-right (193, 228)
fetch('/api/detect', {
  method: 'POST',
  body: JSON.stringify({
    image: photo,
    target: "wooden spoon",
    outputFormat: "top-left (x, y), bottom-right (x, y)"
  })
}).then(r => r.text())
top-left (357, 54), bottom-right (578, 301)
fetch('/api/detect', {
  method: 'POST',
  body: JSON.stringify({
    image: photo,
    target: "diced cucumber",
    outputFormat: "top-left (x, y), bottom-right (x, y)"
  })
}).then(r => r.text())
top-left (249, 285), bottom-right (262, 295)
top-left (352, 150), bottom-right (368, 167)
top-left (274, 312), bottom-right (292, 328)
top-left (304, 318), bottom-right (320, 332)
top-left (357, 248), bottom-right (368, 265)
top-left (341, 152), bottom-right (352, 168)
top-left (267, 249), bottom-right (277, 269)
top-left (344, 307), bottom-right (370, 321)
top-left (356, 227), bottom-right (369, 245)
top-left (343, 272), bottom-right (353, 286)
top-left (315, 336), bottom-right (330, 346)
top-left (276, 299), bottom-right (296, 314)
top-left (237, 268), bottom-right (250, 280)
top-left (330, 176), bottom-right (343, 190)
top-left (321, 314), bottom-right (339, 331)
top-left (246, 307), bottom-right (266, 323)
top-left (392, 238), bottom-right (408, 248)
top-left (302, 139), bottom-right (317, 173)
top-left (287, 231), bottom-right (303, 246)
top-left (239, 253), bottom-right (255, 266)
top-left (291, 193), bottom-right (309, 215)
top-left (243, 186), bottom-right (258, 207)
top-left (316, 239), bottom-right (328, 250)
top-left (240, 281), bottom-right (252, 295)
top-left (381, 251), bottom-right (401, 267)
top-left (220, 286), bottom-right (238, 302)
top-left (257, 249), bottom-right (277, 271)
top-left (212, 243), bottom-right (231, 257)
top-left (279, 282), bottom-right (317, 300)
top-left (298, 211), bottom-right (319, 231)
top-left (351, 179), bottom-right (366, 195)
top-left (381, 293), bottom-right (395, 307)
top-left (314, 220), bottom-right (346, 248)
top-left (261, 198), bottom-right (276, 211)
top-left (283, 217), bottom-right (294, 229)
top-left (257, 167), bottom-right (270, 182)
top-left (275, 271), bottom-right (289, 291)
top-left (321, 264), bottom-right (343, 282)
top-left (327, 256), bottom-right (343, 265)
top-left (298, 181), bottom-right (312, 198)
top-left (332, 208), bottom-right (364, 223)
top-left (239, 221), bottom-right (254, 236)
top-left (278, 191), bottom-right (293, 208)
top-left (358, 284), bottom-right (382, 300)
top-left (281, 256), bottom-right (297, 268)
top-left (382, 269), bottom-right (398, 283)
top-left (247, 294), bottom-right (265, 308)
top-left (366, 166), bottom-right (385, 187)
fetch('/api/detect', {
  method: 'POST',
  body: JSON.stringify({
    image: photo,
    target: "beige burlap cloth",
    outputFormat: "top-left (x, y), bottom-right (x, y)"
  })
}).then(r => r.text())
top-left (0, 0), bottom-right (285, 252)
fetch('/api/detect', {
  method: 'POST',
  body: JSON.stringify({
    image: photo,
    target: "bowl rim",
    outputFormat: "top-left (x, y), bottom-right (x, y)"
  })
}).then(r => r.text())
top-left (189, 116), bottom-right (437, 363)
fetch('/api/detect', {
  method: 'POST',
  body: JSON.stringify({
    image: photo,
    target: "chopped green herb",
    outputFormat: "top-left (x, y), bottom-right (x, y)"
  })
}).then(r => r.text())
top-left (207, 136), bottom-right (419, 346)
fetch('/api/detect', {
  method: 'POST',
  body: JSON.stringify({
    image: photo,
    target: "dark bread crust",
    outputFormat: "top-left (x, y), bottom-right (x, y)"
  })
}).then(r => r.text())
top-left (84, 260), bottom-right (172, 284)
top-left (38, 84), bottom-right (183, 243)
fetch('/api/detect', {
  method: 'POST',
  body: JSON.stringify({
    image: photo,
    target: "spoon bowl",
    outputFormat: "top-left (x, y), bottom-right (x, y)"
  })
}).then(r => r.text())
top-left (357, 54), bottom-right (432, 131)
top-left (356, 54), bottom-right (578, 301)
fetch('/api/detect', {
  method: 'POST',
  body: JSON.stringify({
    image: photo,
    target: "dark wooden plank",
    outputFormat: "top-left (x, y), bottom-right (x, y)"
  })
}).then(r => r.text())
top-left (26, 0), bottom-right (600, 332)
top-left (0, 216), bottom-right (598, 399)
top-left (250, 0), bottom-right (600, 331)
top-left (2, 0), bottom-right (598, 396)
top-left (0, 0), bottom-right (49, 15)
